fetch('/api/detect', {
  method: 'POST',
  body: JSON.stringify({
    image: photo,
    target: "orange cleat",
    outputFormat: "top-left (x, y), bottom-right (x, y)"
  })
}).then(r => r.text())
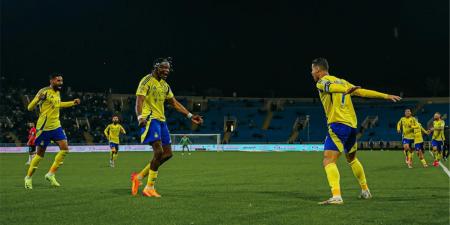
top-left (130, 172), bottom-right (141, 196)
top-left (142, 188), bottom-right (161, 198)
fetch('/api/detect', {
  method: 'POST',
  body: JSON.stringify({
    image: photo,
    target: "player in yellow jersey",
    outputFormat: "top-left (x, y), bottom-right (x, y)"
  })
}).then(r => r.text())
top-left (410, 118), bottom-right (429, 168)
top-left (311, 58), bottom-right (401, 205)
top-left (131, 57), bottom-right (203, 198)
top-left (24, 73), bottom-right (81, 189)
top-left (429, 112), bottom-right (445, 167)
top-left (397, 109), bottom-right (415, 165)
top-left (104, 116), bottom-right (126, 167)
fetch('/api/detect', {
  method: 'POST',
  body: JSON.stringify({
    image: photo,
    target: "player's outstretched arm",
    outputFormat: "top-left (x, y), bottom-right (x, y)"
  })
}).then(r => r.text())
top-left (60, 98), bottom-right (81, 108)
top-left (351, 88), bottom-right (401, 102)
top-left (167, 97), bottom-right (203, 125)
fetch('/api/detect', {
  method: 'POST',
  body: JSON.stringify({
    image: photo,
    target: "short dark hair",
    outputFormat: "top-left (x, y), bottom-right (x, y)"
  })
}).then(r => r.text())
top-left (49, 72), bottom-right (63, 79)
top-left (153, 57), bottom-right (173, 69)
top-left (312, 58), bottom-right (329, 71)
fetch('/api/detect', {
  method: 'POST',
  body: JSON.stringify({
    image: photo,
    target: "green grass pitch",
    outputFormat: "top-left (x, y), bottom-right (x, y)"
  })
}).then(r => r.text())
top-left (0, 151), bottom-right (448, 225)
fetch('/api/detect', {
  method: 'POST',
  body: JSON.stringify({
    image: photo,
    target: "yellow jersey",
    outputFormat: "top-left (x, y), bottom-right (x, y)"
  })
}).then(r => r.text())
top-left (104, 123), bottom-right (126, 144)
top-left (316, 75), bottom-right (388, 128)
top-left (411, 121), bottom-right (427, 144)
top-left (27, 87), bottom-right (75, 131)
top-left (432, 120), bottom-right (445, 141)
top-left (397, 117), bottom-right (415, 140)
top-left (136, 75), bottom-right (174, 122)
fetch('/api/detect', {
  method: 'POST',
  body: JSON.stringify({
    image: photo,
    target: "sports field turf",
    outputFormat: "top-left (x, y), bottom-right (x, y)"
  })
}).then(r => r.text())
top-left (0, 151), bottom-right (448, 225)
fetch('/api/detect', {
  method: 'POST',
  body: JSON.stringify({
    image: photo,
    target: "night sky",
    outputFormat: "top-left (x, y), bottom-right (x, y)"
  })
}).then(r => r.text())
top-left (2, 0), bottom-right (449, 97)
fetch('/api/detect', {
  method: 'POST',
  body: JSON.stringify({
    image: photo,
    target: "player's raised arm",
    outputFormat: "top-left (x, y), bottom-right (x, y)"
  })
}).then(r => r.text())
top-left (60, 98), bottom-right (81, 108)
top-left (27, 89), bottom-right (47, 111)
top-left (316, 79), bottom-right (349, 93)
top-left (120, 125), bottom-right (126, 134)
top-left (397, 119), bottom-right (402, 133)
top-left (166, 97), bottom-right (203, 125)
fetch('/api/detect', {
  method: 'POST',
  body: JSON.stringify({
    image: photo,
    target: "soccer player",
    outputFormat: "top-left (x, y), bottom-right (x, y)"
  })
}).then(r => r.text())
top-left (397, 109), bottom-right (415, 165)
top-left (179, 135), bottom-right (192, 155)
top-left (104, 116), bottom-right (126, 167)
top-left (24, 73), bottom-right (81, 189)
top-left (131, 58), bottom-right (203, 198)
top-left (429, 112), bottom-right (445, 167)
top-left (410, 119), bottom-right (429, 168)
top-left (25, 122), bottom-right (37, 165)
top-left (311, 58), bottom-right (401, 205)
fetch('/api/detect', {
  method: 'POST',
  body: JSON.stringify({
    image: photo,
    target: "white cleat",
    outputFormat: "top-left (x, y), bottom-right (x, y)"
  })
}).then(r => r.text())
top-left (188, 153), bottom-right (191, 155)
top-left (318, 196), bottom-right (344, 205)
top-left (109, 160), bottom-right (115, 168)
top-left (24, 177), bottom-right (33, 190)
top-left (359, 190), bottom-right (372, 199)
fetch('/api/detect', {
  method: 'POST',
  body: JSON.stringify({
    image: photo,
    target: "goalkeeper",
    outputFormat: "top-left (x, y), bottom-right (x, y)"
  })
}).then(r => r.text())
top-left (180, 135), bottom-right (192, 155)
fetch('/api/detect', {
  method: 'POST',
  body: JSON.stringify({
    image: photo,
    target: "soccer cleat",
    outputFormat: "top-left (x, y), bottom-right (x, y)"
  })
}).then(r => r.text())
top-left (130, 172), bottom-right (141, 196)
top-left (110, 160), bottom-right (115, 168)
top-left (433, 160), bottom-right (439, 167)
top-left (45, 173), bottom-right (61, 187)
top-left (318, 196), bottom-right (343, 205)
top-left (142, 188), bottom-right (161, 198)
top-left (24, 177), bottom-right (33, 190)
top-left (25, 161), bottom-right (30, 165)
top-left (359, 190), bottom-right (372, 199)
top-left (407, 162), bottom-right (413, 169)
top-left (188, 153), bottom-right (191, 155)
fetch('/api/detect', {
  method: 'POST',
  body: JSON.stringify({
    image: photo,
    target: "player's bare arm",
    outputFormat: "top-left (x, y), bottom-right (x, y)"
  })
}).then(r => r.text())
top-left (135, 95), bottom-right (146, 127)
top-left (166, 97), bottom-right (203, 125)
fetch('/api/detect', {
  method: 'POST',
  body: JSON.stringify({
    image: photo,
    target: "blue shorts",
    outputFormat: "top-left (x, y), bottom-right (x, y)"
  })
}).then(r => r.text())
top-left (324, 123), bottom-right (357, 153)
top-left (109, 142), bottom-right (119, 151)
top-left (140, 119), bottom-right (171, 146)
top-left (35, 127), bottom-right (67, 149)
top-left (402, 138), bottom-right (414, 146)
top-left (432, 140), bottom-right (444, 151)
top-left (414, 143), bottom-right (424, 151)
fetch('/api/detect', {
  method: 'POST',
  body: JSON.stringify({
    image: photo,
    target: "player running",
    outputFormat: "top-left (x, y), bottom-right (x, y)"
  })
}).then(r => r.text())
top-left (104, 116), bottom-right (126, 167)
top-left (24, 73), bottom-right (81, 189)
top-left (410, 118), bottom-right (429, 168)
top-left (131, 58), bottom-right (203, 198)
top-left (180, 135), bottom-right (192, 155)
top-left (25, 122), bottom-right (37, 165)
top-left (311, 58), bottom-right (401, 205)
top-left (397, 109), bottom-right (415, 165)
top-left (429, 112), bottom-right (445, 167)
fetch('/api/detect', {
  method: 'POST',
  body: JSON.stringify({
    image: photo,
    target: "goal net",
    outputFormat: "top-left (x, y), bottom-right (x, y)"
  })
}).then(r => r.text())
top-left (170, 133), bottom-right (221, 151)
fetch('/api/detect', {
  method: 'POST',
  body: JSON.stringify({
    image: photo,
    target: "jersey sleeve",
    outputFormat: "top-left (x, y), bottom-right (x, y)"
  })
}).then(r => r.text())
top-left (60, 101), bottom-right (76, 108)
top-left (120, 125), bottom-right (126, 134)
top-left (316, 78), bottom-right (347, 93)
top-left (397, 118), bottom-right (402, 132)
top-left (27, 88), bottom-right (47, 111)
top-left (104, 125), bottom-right (110, 137)
top-left (166, 85), bottom-right (174, 99)
top-left (136, 76), bottom-right (150, 96)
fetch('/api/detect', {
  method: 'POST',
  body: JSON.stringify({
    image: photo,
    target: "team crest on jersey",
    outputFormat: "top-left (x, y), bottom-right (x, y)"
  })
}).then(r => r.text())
top-left (154, 133), bottom-right (159, 138)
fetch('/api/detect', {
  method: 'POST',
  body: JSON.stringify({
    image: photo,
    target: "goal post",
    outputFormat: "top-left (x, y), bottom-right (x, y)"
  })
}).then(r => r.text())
top-left (170, 133), bottom-right (221, 151)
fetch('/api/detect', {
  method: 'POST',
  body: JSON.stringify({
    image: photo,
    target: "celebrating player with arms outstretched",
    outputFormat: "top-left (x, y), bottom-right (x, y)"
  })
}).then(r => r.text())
top-left (410, 118), bottom-right (429, 168)
top-left (24, 73), bottom-right (81, 189)
top-left (131, 58), bottom-right (203, 198)
top-left (311, 58), bottom-right (401, 205)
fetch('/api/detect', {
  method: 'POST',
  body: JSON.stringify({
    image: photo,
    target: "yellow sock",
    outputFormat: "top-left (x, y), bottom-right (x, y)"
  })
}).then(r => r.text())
top-left (407, 151), bottom-right (413, 163)
top-left (138, 164), bottom-right (151, 179)
top-left (420, 158), bottom-right (427, 166)
top-left (110, 151), bottom-right (114, 160)
top-left (349, 158), bottom-right (368, 191)
top-left (27, 154), bottom-right (43, 177)
top-left (49, 150), bottom-right (68, 174)
top-left (324, 163), bottom-right (341, 197)
top-left (113, 152), bottom-right (118, 161)
top-left (434, 151), bottom-right (439, 160)
top-left (146, 169), bottom-right (158, 189)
